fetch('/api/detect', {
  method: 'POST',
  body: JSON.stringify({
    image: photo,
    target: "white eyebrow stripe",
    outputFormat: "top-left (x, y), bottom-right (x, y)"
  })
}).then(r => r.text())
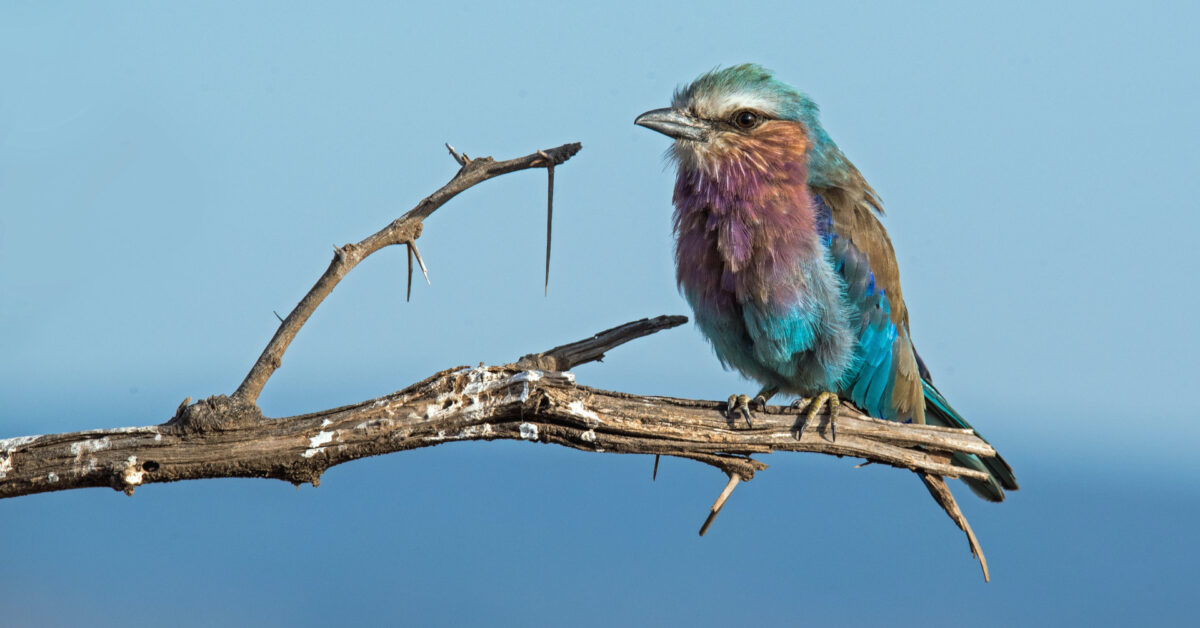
top-left (693, 91), bottom-right (779, 118)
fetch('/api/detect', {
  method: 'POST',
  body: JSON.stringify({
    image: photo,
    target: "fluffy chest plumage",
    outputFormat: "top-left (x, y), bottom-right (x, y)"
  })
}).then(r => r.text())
top-left (669, 128), bottom-right (856, 393)
top-left (671, 126), bottom-right (818, 313)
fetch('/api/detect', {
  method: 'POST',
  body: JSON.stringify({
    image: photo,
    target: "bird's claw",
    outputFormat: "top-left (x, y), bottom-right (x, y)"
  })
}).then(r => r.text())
top-left (726, 393), bottom-right (757, 428)
top-left (794, 391), bottom-right (839, 441)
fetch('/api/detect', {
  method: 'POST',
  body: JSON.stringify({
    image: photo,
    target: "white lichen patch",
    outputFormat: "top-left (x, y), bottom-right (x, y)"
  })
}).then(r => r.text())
top-left (580, 429), bottom-right (597, 443)
top-left (69, 436), bottom-right (112, 476)
top-left (302, 430), bottom-right (336, 458)
top-left (47, 472), bottom-right (59, 483)
top-left (0, 454), bottom-right (12, 479)
top-left (519, 423), bottom-right (539, 441)
top-left (69, 437), bottom-right (111, 457)
top-left (321, 419), bottom-right (332, 428)
top-left (512, 370), bottom-right (543, 383)
top-left (461, 365), bottom-right (504, 395)
top-left (424, 423), bottom-right (491, 443)
top-left (122, 456), bottom-right (144, 487)
top-left (0, 435), bottom-right (39, 451)
top-left (566, 401), bottom-right (602, 426)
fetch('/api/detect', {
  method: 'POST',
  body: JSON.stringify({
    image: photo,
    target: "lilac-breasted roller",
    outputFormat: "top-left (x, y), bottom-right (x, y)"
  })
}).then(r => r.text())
top-left (636, 64), bottom-right (1017, 501)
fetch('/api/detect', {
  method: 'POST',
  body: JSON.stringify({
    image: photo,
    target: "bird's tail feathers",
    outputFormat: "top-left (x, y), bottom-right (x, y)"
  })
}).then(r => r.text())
top-left (921, 380), bottom-right (1019, 502)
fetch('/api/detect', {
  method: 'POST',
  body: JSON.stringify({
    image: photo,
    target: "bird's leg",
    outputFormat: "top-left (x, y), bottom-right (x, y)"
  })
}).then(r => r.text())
top-left (726, 385), bottom-right (777, 428)
top-left (794, 391), bottom-right (840, 441)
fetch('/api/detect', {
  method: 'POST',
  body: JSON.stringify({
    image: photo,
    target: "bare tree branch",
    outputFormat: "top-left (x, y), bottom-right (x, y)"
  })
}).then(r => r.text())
top-left (0, 316), bottom-right (994, 493)
top-left (0, 140), bottom-right (998, 581)
top-left (232, 141), bottom-right (582, 406)
top-left (0, 315), bottom-right (997, 576)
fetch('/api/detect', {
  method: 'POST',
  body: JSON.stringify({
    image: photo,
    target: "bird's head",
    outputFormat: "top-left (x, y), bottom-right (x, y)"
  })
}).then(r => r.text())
top-left (636, 64), bottom-right (841, 183)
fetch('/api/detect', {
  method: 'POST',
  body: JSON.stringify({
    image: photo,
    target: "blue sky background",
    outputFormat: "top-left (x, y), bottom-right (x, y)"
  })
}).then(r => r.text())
top-left (2, 2), bottom-right (1198, 625)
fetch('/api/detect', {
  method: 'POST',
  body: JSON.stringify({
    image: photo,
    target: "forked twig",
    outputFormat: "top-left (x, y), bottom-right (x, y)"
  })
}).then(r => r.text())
top-left (231, 141), bottom-right (582, 405)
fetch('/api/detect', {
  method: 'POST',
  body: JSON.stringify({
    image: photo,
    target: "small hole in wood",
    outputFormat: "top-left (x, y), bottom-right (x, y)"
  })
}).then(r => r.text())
top-left (142, 461), bottom-right (160, 472)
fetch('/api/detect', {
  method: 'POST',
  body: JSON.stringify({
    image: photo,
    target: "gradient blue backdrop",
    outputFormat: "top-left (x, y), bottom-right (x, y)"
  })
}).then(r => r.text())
top-left (2, 2), bottom-right (1197, 626)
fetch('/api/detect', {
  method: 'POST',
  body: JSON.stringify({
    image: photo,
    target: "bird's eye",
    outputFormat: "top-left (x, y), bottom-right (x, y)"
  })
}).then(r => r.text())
top-left (732, 110), bottom-right (761, 129)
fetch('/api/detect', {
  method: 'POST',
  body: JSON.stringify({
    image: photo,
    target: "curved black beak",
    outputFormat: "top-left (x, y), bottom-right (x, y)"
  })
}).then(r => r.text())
top-left (635, 108), bottom-right (711, 142)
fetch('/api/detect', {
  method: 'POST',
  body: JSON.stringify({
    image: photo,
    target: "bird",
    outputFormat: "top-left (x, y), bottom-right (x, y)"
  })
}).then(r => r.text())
top-left (635, 64), bottom-right (1018, 501)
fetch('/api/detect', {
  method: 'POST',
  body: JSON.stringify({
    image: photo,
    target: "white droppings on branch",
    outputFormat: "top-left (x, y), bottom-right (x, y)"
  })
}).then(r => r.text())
top-left (0, 435), bottom-right (39, 451)
top-left (427, 423), bottom-right (496, 443)
top-left (580, 429), bottom-right (597, 443)
top-left (0, 435), bottom-right (41, 479)
top-left (122, 456), bottom-right (144, 488)
top-left (70, 437), bottom-right (111, 475)
top-left (519, 423), bottom-right (539, 440)
top-left (566, 400), bottom-right (601, 426)
top-left (424, 397), bottom-right (458, 421)
top-left (309, 431), bottom-right (334, 448)
top-left (368, 398), bottom-right (400, 418)
top-left (303, 431), bottom-right (336, 458)
top-left (321, 419), bottom-right (332, 428)
top-left (47, 472), bottom-right (59, 483)
top-left (69, 437), bottom-right (111, 457)
top-left (511, 370), bottom-right (544, 384)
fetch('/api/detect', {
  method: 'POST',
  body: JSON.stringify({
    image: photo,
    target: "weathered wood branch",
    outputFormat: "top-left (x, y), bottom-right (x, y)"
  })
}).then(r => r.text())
top-left (0, 140), bottom-right (996, 581)
top-left (232, 141), bottom-right (581, 406)
top-left (0, 315), bottom-right (996, 496)
top-left (0, 315), bottom-right (997, 578)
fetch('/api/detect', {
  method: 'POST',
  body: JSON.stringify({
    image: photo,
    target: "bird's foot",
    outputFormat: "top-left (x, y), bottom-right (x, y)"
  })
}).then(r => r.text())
top-left (794, 391), bottom-right (840, 441)
top-left (726, 393), bottom-right (768, 428)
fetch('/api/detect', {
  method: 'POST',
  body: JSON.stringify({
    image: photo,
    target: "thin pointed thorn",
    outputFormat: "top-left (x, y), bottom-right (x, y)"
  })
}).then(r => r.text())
top-left (698, 473), bottom-right (742, 536)
top-left (273, 310), bottom-right (284, 323)
top-left (409, 240), bottom-right (430, 285)
top-left (652, 455), bottom-right (660, 481)
top-left (445, 142), bottom-right (466, 166)
top-left (544, 162), bottom-right (554, 296)
top-left (406, 243), bottom-right (414, 302)
top-left (854, 461), bottom-right (876, 469)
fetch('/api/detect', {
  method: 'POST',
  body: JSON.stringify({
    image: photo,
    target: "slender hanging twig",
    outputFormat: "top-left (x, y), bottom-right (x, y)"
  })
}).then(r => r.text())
top-left (921, 473), bottom-right (990, 582)
top-left (699, 473), bottom-right (742, 536)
